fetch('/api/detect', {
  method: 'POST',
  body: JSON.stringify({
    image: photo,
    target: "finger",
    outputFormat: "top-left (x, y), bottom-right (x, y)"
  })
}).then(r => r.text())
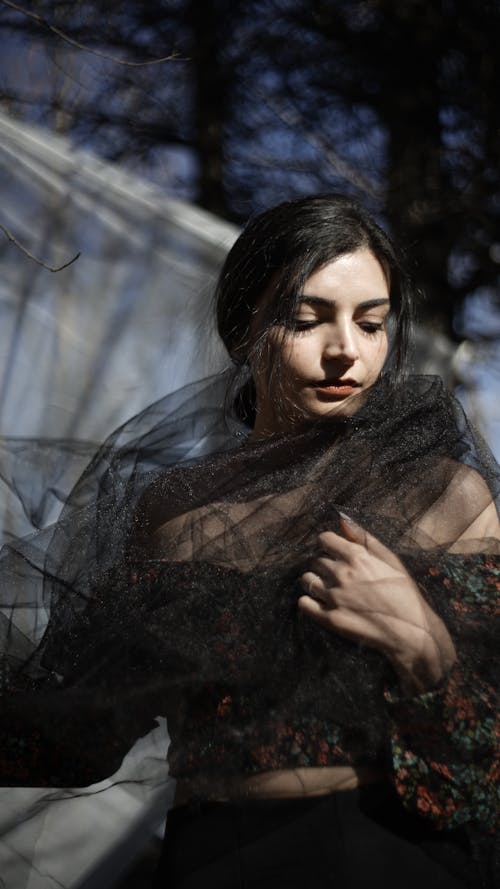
top-left (338, 515), bottom-right (403, 569)
top-left (309, 556), bottom-right (340, 583)
top-left (298, 599), bottom-right (378, 644)
top-left (299, 571), bottom-right (328, 603)
top-left (338, 513), bottom-right (368, 545)
top-left (298, 596), bottom-right (357, 636)
top-left (297, 594), bottom-right (329, 616)
top-left (300, 570), bottom-right (342, 611)
top-left (318, 530), bottom-right (357, 561)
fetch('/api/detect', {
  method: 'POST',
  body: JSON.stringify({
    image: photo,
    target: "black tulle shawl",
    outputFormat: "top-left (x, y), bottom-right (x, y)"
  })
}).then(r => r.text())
top-left (0, 371), bottom-right (499, 887)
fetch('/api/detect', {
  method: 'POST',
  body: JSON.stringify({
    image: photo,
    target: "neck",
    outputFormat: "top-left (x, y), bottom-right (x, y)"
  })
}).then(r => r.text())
top-left (249, 401), bottom-right (308, 441)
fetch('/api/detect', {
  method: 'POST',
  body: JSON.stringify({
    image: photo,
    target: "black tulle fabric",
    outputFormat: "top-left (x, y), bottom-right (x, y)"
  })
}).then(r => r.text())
top-left (0, 371), bottom-right (499, 886)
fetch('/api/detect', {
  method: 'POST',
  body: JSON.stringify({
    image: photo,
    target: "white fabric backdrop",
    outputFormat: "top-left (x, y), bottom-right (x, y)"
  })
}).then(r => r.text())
top-left (0, 110), bottom-right (238, 889)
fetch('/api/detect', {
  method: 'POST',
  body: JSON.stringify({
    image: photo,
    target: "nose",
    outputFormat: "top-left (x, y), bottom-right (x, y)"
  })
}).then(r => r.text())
top-left (322, 320), bottom-right (359, 363)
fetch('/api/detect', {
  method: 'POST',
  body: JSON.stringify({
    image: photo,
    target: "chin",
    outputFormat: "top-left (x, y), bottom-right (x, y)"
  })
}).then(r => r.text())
top-left (304, 392), bottom-right (366, 420)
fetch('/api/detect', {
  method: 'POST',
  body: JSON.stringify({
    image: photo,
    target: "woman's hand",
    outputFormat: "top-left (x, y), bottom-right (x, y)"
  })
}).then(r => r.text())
top-left (299, 515), bottom-right (457, 696)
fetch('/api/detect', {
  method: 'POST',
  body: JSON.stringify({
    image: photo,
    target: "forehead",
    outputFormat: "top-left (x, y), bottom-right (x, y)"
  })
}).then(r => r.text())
top-left (302, 250), bottom-right (390, 304)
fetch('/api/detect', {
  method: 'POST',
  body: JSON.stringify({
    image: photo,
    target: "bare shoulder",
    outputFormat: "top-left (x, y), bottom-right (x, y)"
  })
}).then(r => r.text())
top-left (414, 460), bottom-right (500, 550)
top-left (150, 510), bottom-right (199, 561)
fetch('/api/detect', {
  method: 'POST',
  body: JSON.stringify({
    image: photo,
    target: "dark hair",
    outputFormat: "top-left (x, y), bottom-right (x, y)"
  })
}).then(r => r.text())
top-left (214, 193), bottom-right (415, 425)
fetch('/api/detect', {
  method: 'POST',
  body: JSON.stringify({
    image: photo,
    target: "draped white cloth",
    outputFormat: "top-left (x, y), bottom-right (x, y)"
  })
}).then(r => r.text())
top-left (0, 110), bottom-right (237, 889)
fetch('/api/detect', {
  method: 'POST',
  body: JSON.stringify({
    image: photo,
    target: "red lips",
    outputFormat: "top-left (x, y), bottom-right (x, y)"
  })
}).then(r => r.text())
top-left (310, 378), bottom-right (361, 397)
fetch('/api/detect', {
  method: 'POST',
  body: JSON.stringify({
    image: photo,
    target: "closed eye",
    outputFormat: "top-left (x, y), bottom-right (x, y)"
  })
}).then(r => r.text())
top-left (358, 321), bottom-right (385, 335)
top-left (288, 318), bottom-right (320, 331)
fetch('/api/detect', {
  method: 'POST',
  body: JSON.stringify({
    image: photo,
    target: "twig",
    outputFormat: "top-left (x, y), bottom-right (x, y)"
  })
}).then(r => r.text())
top-left (258, 90), bottom-right (382, 199)
top-left (0, 0), bottom-right (180, 67)
top-left (0, 223), bottom-right (80, 272)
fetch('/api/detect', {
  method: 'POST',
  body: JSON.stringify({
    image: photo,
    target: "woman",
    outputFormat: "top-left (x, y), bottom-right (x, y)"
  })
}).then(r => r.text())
top-left (121, 194), bottom-right (499, 888)
top-left (1, 194), bottom-right (499, 888)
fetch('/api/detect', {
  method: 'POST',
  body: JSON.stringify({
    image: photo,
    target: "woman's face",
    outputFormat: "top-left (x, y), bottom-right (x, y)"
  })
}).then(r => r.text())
top-left (252, 248), bottom-right (390, 435)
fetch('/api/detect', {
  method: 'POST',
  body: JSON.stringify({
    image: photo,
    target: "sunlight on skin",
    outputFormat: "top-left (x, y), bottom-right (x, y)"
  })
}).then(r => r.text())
top-left (251, 249), bottom-right (390, 437)
top-left (299, 516), bottom-right (457, 697)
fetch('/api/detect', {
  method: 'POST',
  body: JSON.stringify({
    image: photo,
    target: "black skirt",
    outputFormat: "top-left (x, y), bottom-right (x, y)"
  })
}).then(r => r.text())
top-left (155, 782), bottom-right (477, 889)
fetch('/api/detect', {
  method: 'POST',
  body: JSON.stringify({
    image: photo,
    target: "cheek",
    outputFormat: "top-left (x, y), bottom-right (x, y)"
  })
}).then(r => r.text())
top-left (250, 331), bottom-right (300, 391)
top-left (358, 334), bottom-right (385, 377)
top-left (370, 335), bottom-right (389, 372)
top-left (281, 343), bottom-right (311, 384)
top-left (279, 338), bottom-right (317, 379)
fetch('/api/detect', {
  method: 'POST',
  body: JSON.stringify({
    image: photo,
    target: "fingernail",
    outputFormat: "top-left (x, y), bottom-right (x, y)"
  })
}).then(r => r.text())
top-left (338, 510), bottom-right (354, 523)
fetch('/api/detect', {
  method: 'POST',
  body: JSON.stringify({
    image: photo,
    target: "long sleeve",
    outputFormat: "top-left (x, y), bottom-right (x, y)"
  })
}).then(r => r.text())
top-left (384, 555), bottom-right (500, 831)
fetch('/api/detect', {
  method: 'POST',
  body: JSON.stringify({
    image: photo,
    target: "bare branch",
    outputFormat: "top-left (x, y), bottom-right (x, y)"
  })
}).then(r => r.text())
top-left (0, 0), bottom-right (181, 67)
top-left (0, 223), bottom-right (80, 272)
top-left (258, 90), bottom-right (382, 199)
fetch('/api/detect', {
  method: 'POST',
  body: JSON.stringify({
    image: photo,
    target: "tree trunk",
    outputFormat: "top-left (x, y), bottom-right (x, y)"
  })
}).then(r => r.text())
top-left (381, 4), bottom-right (457, 334)
top-left (190, 0), bottom-right (230, 218)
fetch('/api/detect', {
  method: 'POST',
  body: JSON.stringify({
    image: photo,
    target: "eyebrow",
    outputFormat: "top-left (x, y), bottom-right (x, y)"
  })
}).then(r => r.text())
top-left (298, 296), bottom-right (390, 310)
